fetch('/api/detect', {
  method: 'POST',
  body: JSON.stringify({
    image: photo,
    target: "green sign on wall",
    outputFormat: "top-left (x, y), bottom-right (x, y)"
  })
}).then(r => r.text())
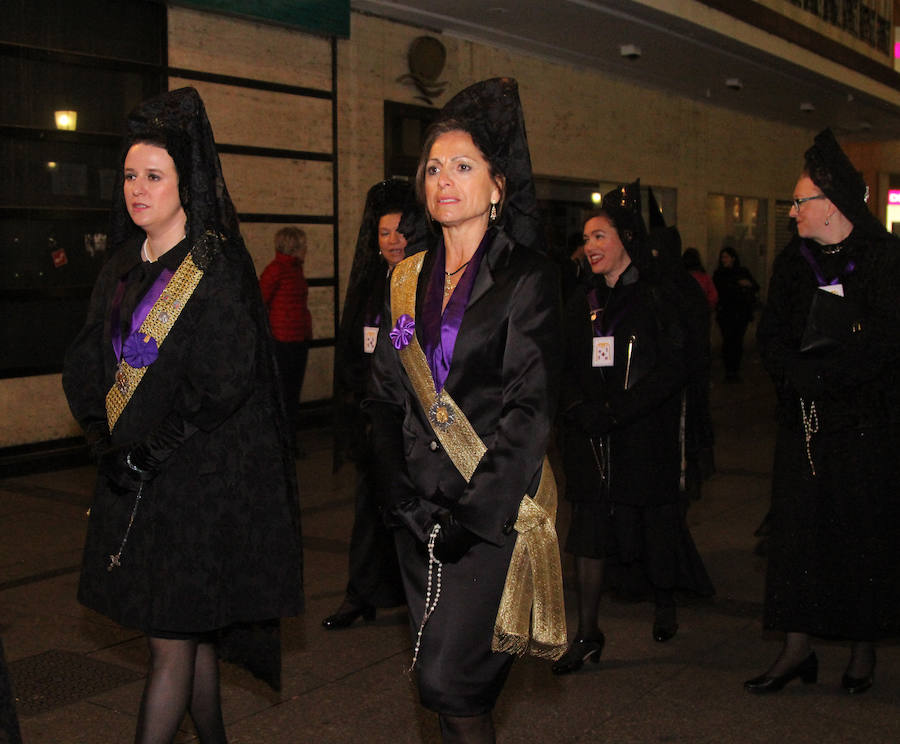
top-left (173, 0), bottom-right (350, 38)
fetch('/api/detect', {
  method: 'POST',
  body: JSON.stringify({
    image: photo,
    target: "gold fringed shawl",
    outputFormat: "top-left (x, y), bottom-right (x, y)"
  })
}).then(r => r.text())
top-left (105, 253), bottom-right (204, 432)
top-left (390, 252), bottom-right (567, 660)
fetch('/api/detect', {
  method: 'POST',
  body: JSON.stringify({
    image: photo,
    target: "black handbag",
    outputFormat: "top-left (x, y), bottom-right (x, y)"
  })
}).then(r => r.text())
top-left (800, 288), bottom-right (862, 353)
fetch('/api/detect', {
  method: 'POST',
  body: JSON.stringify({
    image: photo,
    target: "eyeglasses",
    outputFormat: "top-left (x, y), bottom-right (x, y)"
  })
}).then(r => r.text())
top-left (791, 194), bottom-right (826, 211)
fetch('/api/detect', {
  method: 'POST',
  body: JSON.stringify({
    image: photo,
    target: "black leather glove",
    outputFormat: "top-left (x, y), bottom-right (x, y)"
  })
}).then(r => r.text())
top-left (571, 401), bottom-right (615, 438)
top-left (784, 352), bottom-right (826, 399)
top-left (83, 421), bottom-right (111, 462)
top-left (127, 411), bottom-right (198, 482)
top-left (388, 493), bottom-right (437, 543)
top-left (433, 511), bottom-right (480, 564)
top-left (98, 449), bottom-right (140, 492)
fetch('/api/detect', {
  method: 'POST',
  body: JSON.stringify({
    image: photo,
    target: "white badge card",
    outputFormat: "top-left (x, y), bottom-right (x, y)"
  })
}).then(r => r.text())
top-left (819, 283), bottom-right (844, 297)
top-left (363, 326), bottom-right (379, 354)
top-left (592, 336), bottom-right (614, 367)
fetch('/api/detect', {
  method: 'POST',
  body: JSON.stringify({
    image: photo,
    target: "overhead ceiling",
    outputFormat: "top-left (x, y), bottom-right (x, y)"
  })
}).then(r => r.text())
top-left (352, 0), bottom-right (900, 140)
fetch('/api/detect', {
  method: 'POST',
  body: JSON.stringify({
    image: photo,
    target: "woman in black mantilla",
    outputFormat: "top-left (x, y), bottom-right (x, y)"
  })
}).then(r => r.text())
top-left (63, 87), bottom-right (302, 743)
top-left (746, 129), bottom-right (900, 695)
top-left (322, 179), bottom-right (426, 629)
top-left (553, 183), bottom-right (713, 675)
top-left (365, 78), bottom-right (566, 743)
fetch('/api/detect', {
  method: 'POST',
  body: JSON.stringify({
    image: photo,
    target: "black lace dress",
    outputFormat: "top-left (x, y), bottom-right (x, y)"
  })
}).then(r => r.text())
top-left (63, 236), bottom-right (303, 683)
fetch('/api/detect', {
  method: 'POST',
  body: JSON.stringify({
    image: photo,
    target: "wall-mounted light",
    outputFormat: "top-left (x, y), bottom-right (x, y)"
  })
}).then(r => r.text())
top-left (725, 78), bottom-right (743, 91)
top-left (591, 192), bottom-right (602, 205)
top-left (619, 44), bottom-right (641, 60)
top-left (55, 110), bottom-right (77, 130)
top-left (46, 161), bottom-right (58, 170)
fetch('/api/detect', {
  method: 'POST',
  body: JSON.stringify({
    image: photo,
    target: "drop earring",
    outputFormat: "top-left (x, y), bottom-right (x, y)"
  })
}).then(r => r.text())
top-left (489, 202), bottom-right (497, 223)
top-left (825, 217), bottom-right (830, 226)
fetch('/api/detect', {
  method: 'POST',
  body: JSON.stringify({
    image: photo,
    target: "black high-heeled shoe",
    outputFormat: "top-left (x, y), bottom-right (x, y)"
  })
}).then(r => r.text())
top-left (551, 635), bottom-right (605, 676)
top-left (744, 652), bottom-right (818, 694)
top-left (321, 604), bottom-right (376, 630)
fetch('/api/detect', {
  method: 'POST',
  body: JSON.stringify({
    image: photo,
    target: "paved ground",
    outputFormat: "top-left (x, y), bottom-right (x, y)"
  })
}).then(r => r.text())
top-left (2, 351), bottom-right (898, 743)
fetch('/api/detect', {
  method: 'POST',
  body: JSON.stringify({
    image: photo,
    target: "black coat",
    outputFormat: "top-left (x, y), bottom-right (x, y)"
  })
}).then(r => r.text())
top-left (64, 239), bottom-right (303, 635)
top-left (366, 227), bottom-right (562, 546)
top-left (757, 229), bottom-right (900, 638)
top-left (560, 267), bottom-right (686, 507)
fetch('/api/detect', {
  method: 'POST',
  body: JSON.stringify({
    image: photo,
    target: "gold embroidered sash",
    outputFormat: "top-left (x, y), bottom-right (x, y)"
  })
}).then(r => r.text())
top-left (390, 253), bottom-right (566, 659)
top-left (105, 253), bottom-right (204, 432)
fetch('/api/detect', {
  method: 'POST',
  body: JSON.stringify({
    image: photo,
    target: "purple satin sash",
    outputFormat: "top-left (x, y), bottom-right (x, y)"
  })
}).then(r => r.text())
top-left (799, 239), bottom-right (856, 287)
top-left (110, 267), bottom-right (174, 361)
top-left (421, 232), bottom-right (490, 393)
top-left (587, 286), bottom-right (635, 337)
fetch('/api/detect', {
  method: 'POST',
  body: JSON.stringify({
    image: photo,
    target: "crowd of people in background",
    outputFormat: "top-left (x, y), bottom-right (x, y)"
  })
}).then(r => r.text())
top-left (0, 80), bottom-right (888, 744)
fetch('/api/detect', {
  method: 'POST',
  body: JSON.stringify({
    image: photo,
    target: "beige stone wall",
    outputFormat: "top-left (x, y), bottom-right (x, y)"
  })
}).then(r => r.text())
top-left (0, 8), bottom-right (833, 447)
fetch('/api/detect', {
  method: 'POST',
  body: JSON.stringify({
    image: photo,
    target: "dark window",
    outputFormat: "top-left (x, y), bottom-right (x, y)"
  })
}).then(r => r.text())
top-left (1, 0), bottom-right (165, 377)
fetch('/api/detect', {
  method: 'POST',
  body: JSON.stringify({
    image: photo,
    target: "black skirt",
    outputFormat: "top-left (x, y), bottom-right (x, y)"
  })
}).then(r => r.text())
top-left (394, 528), bottom-right (516, 716)
top-left (566, 501), bottom-right (714, 599)
top-left (764, 424), bottom-right (900, 640)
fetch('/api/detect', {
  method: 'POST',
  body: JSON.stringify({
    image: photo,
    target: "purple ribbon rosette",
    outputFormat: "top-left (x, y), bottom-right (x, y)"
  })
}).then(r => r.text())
top-left (390, 314), bottom-right (415, 350)
top-left (122, 332), bottom-right (159, 367)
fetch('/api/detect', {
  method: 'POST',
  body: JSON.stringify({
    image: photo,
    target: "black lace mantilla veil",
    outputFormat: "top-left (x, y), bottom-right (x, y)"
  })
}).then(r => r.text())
top-left (106, 87), bottom-right (301, 688)
top-left (428, 77), bottom-right (544, 254)
top-left (109, 86), bottom-right (240, 269)
top-left (602, 179), bottom-right (653, 275)
top-left (341, 179), bottom-right (419, 341)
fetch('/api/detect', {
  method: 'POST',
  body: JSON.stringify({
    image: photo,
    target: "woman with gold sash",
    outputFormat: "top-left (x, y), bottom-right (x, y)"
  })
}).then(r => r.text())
top-left (366, 78), bottom-right (565, 743)
top-left (63, 88), bottom-right (302, 743)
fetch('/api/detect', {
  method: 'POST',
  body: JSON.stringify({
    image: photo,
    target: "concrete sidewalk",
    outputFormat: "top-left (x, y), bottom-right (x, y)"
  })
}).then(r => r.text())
top-left (2, 353), bottom-right (898, 743)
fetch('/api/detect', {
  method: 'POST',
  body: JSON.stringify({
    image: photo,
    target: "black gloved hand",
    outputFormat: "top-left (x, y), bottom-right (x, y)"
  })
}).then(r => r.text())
top-left (388, 493), bottom-right (437, 543)
top-left (784, 352), bottom-right (826, 399)
top-left (98, 449), bottom-right (140, 492)
top-left (127, 411), bottom-right (198, 482)
top-left (572, 401), bottom-right (615, 438)
top-left (433, 511), bottom-right (480, 564)
top-left (83, 421), bottom-right (111, 462)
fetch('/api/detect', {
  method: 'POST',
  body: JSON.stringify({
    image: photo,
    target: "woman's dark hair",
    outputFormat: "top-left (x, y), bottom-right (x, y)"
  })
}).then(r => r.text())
top-left (719, 245), bottom-right (740, 266)
top-left (682, 247), bottom-right (704, 272)
top-left (414, 118), bottom-right (507, 220)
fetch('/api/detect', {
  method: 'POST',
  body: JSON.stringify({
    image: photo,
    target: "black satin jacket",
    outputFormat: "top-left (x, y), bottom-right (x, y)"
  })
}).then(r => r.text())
top-left (366, 228), bottom-right (562, 546)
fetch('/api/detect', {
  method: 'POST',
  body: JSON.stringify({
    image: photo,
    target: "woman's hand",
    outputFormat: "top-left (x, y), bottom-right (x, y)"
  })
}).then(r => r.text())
top-left (433, 511), bottom-right (480, 563)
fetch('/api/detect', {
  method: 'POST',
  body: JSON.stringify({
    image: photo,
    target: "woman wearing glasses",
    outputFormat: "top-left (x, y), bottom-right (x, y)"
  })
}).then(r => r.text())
top-left (747, 129), bottom-right (900, 695)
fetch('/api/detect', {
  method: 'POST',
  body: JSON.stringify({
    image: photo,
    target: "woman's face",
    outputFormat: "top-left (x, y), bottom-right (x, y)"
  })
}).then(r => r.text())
top-left (377, 212), bottom-right (407, 267)
top-left (123, 143), bottom-right (186, 238)
top-left (789, 174), bottom-right (833, 243)
top-left (424, 130), bottom-right (502, 230)
top-left (719, 250), bottom-right (734, 269)
top-left (583, 215), bottom-right (630, 280)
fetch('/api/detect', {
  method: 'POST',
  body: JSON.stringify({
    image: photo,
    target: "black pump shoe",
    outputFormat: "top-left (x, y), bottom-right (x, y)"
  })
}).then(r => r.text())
top-left (551, 635), bottom-right (605, 675)
top-left (744, 652), bottom-right (818, 694)
top-left (653, 622), bottom-right (679, 643)
top-left (321, 604), bottom-right (376, 630)
top-left (841, 672), bottom-right (873, 695)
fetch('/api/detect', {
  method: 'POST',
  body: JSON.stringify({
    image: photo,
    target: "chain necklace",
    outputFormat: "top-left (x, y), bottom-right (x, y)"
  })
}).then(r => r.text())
top-left (443, 259), bottom-right (471, 298)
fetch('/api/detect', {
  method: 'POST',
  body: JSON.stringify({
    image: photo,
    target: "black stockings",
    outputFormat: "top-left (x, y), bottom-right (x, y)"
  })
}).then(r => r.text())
top-left (574, 556), bottom-right (605, 641)
top-left (134, 637), bottom-right (226, 744)
top-left (767, 632), bottom-right (875, 679)
top-left (439, 713), bottom-right (495, 744)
